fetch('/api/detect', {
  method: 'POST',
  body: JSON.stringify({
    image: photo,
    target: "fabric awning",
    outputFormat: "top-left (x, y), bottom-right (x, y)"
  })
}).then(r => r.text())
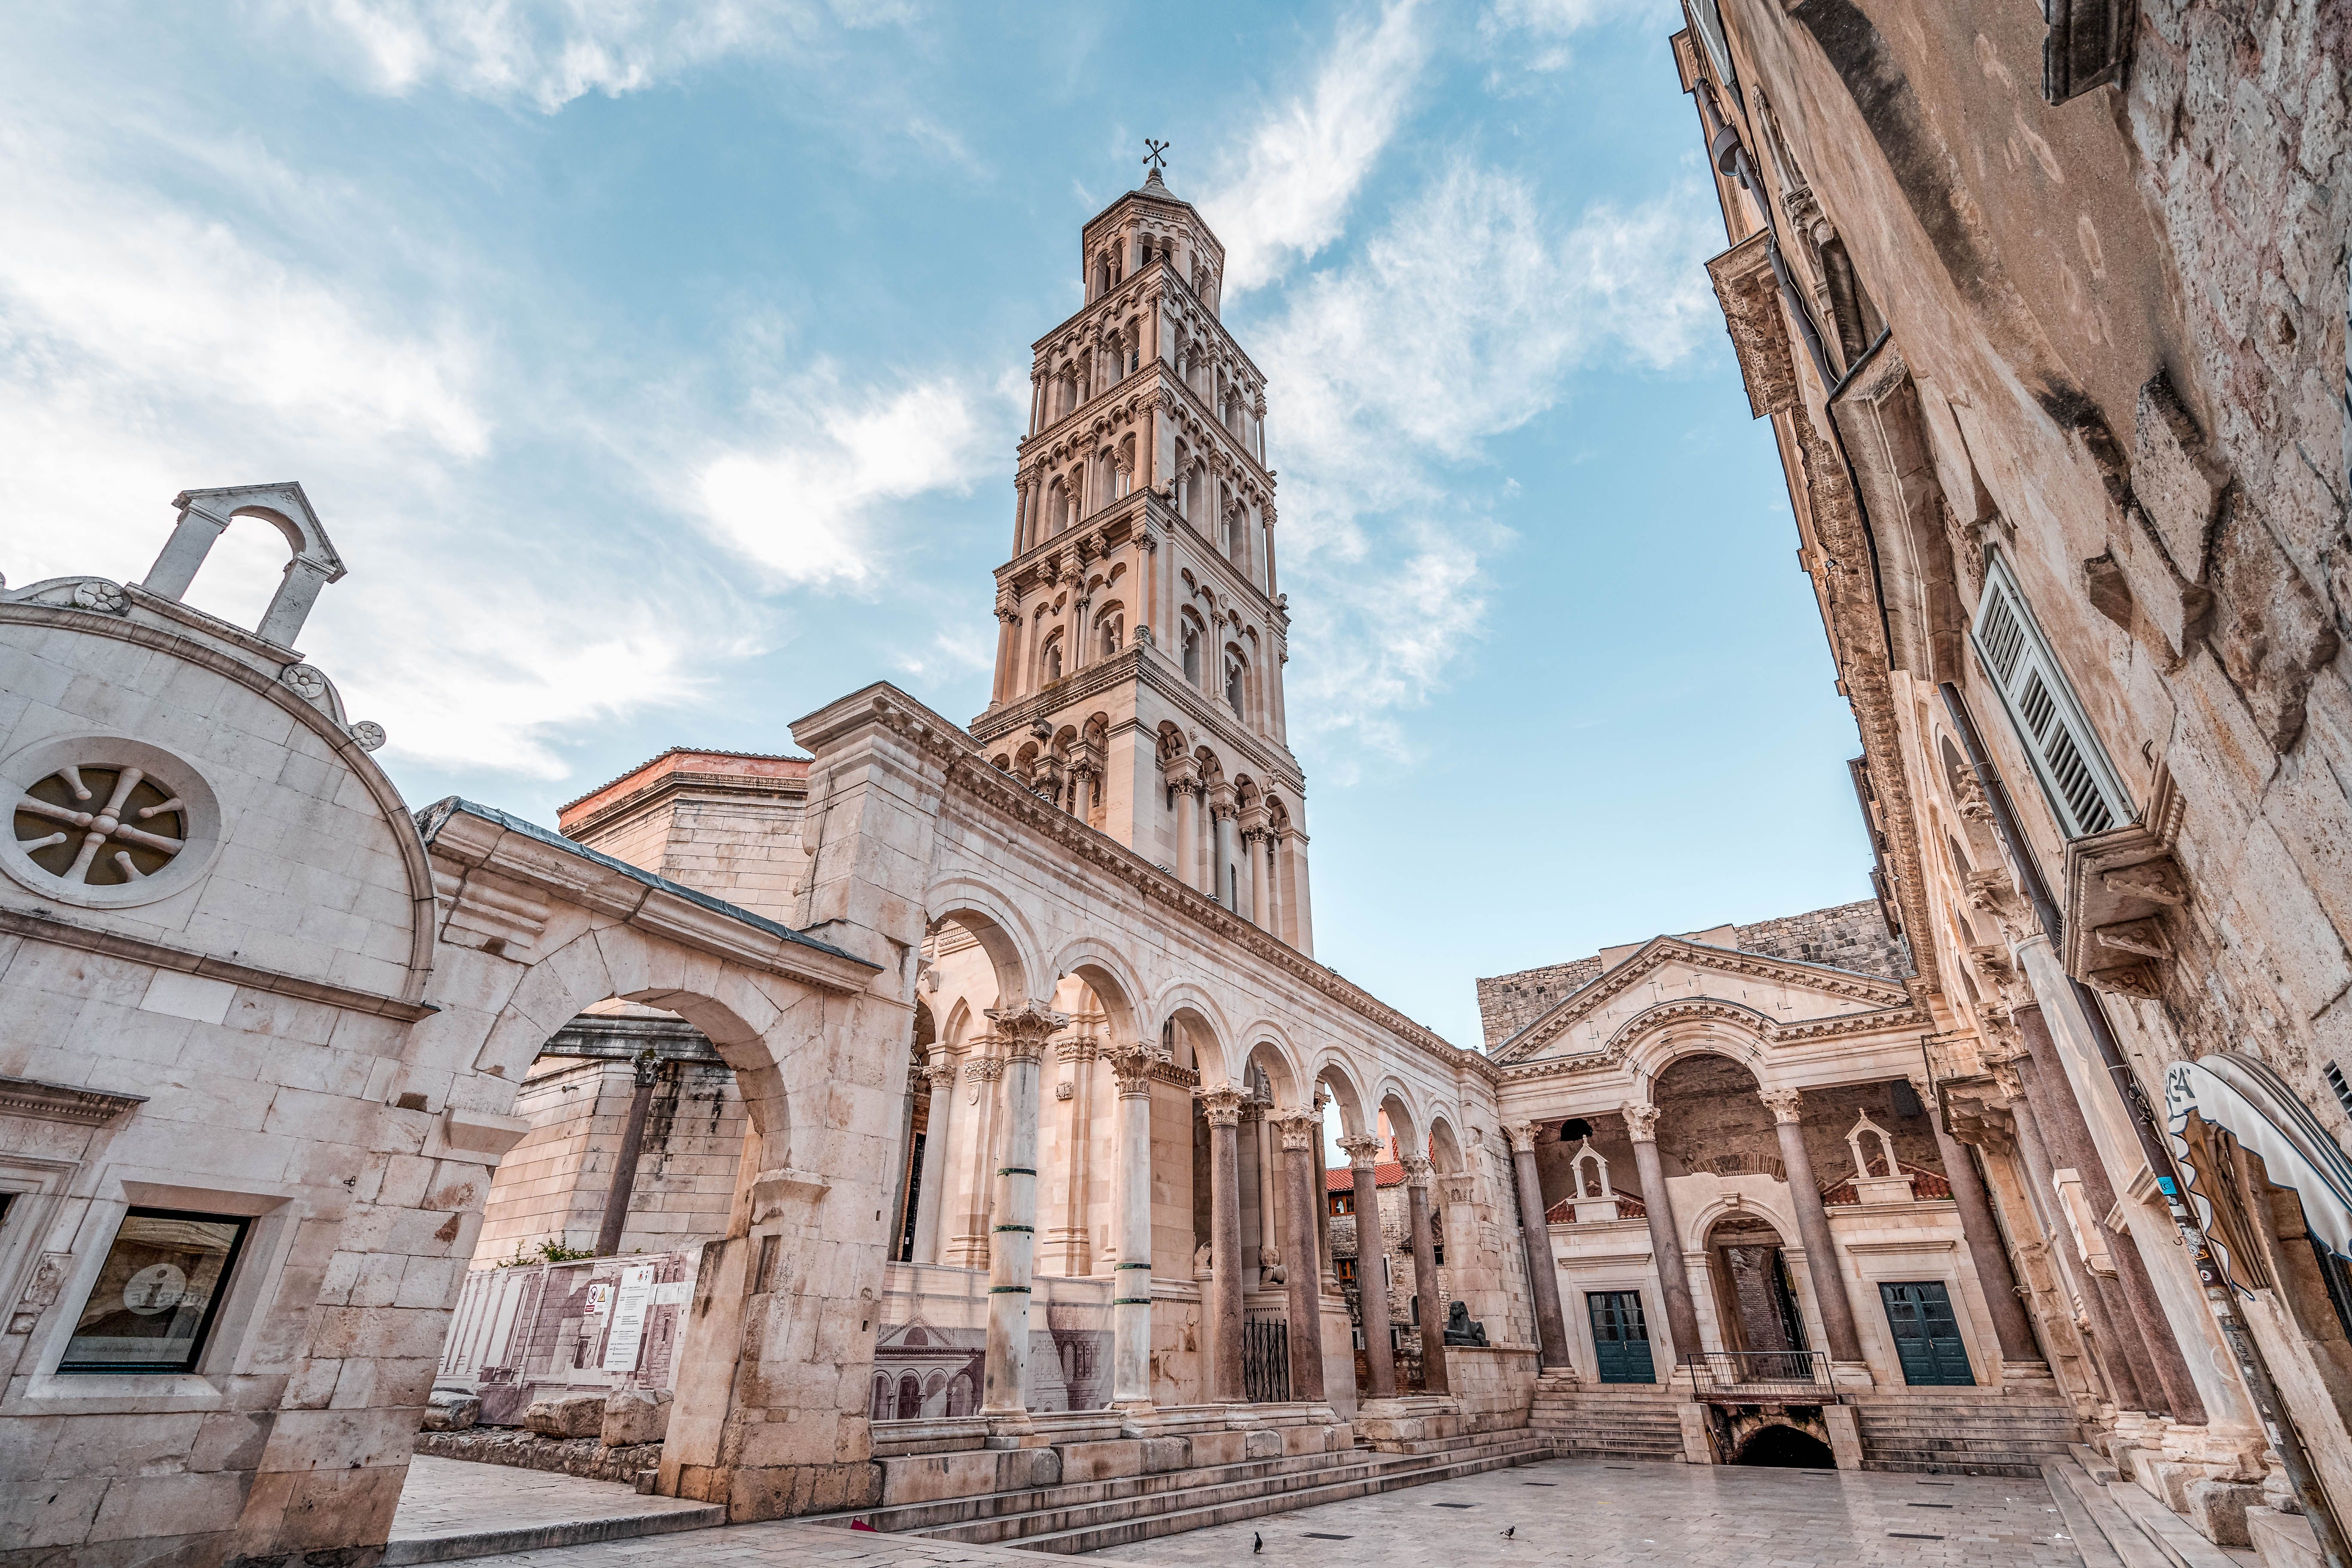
top-left (2164, 1051), bottom-right (2352, 1285)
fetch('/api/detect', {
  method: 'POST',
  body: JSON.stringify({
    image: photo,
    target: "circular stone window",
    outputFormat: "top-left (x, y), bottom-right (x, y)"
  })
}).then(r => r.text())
top-left (0, 735), bottom-right (222, 910)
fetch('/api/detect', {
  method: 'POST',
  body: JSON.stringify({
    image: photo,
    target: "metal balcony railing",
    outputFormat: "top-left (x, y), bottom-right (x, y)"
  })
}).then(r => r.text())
top-left (1681, 1349), bottom-right (1831, 1398)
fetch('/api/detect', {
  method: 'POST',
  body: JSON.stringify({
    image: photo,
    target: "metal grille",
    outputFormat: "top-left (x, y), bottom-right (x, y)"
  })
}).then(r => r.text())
top-left (1241, 1316), bottom-right (1289, 1403)
top-left (1681, 1349), bottom-right (1830, 1398)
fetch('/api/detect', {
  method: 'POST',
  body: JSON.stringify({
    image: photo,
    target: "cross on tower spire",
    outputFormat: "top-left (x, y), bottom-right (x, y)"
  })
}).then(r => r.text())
top-left (1143, 138), bottom-right (1170, 177)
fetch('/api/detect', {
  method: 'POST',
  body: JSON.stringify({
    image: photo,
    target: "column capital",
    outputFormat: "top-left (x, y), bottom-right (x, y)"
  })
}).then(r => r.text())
top-left (923, 1057), bottom-right (960, 1089)
top-left (986, 1001), bottom-right (1070, 1060)
top-left (1336, 1133), bottom-right (1384, 1170)
top-left (1759, 1087), bottom-right (1804, 1124)
top-left (1503, 1121), bottom-right (1541, 1155)
top-left (1106, 1041), bottom-right (1159, 1096)
top-left (1400, 1155), bottom-right (1434, 1189)
top-left (965, 1055), bottom-right (1007, 1084)
top-left (1621, 1102), bottom-right (1661, 1143)
top-left (1271, 1108), bottom-right (1320, 1151)
top-left (1196, 1084), bottom-right (1247, 1127)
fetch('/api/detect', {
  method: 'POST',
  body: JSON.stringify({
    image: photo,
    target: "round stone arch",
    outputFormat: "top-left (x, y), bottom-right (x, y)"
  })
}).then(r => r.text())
top-left (1238, 1032), bottom-right (1304, 1110)
top-left (1308, 1051), bottom-right (1369, 1139)
top-left (1046, 935), bottom-right (1147, 1044)
top-left (1149, 980), bottom-right (1235, 1082)
top-left (922, 875), bottom-right (1043, 1008)
top-left (1612, 1002), bottom-right (1774, 1081)
top-left (1376, 1084), bottom-right (1423, 1159)
top-left (469, 927), bottom-right (841, 1170)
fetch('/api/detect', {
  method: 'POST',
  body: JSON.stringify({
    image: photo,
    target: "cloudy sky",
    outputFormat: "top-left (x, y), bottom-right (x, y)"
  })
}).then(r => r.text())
top-left (1, 0), bottom-right (1871, 1050)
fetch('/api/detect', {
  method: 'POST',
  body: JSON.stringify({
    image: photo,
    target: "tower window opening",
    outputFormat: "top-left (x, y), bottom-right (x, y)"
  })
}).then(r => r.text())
top-left (1224, 655), bottom-right (1244, 715)
top-left (1181, 623), bottom-right (1201, 683)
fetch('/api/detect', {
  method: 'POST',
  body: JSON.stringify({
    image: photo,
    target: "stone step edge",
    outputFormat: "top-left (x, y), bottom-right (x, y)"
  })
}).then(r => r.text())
top-left (824, 1443), bottom-right (1437, 1533)
top-left (986, 1442), bottom-right (1554, 1554)
top-left (381, 1505), bottom-right (724, 1566)
top-left (907, 1442), bottom-right (1552, 1544)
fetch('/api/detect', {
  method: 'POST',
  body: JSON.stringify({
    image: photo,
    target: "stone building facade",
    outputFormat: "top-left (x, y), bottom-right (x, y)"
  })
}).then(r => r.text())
top-left (1672, 0), bottom-right (2351, 1550)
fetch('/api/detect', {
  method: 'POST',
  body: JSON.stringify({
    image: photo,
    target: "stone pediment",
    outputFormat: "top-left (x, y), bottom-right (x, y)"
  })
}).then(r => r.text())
top-left (1489, 937), bottom-right (1915, 1070)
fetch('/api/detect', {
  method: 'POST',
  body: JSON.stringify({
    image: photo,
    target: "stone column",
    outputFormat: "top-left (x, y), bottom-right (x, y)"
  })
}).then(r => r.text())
top-left (950, 1050), bottom-right (1006, 1268)
top-left (1261, 833), bottom-right (1283, 942)
top-left (1623, 1102), bottom-right (1700, 1367)
top-left (1503, 1123), bottom-right (1573, 1373)
top-left (1275, 1110), bottom-right (1327, 1402)
top-left (1209, 792), bottom-right (1236, 907)
top-left (1908, 1073), bottom-right (2037, 1363)
top-left (1245, 827), bottom-right (1270, 927)
top-left (1173, 776), bottom-right (1202, 891)
top-left (1403, 1156), bottom-right (1449, 1396)
top-left (982, 1003), bottom-right (1065, 1416)
top-left (1043, 1038), bottom-right (1098, 1276)
top-left (991, 607), bottom-right (1018, 706)
top-left (1107, 1042), bottom-right (1158, 1411)
top-left (595, 1053), bottom-right (662, 1257)
top-left (1998, 1054), bottom-right (2151, 1411)
top-left (1339, 1134), bottom-right (1397, 1399)
top-left (1252, 1098), bottom-right (1282, 1286)
top-left (1201, 1087), bottom-right (1248, 1402)
top-left (912, 1055), bottom-right (959, 1264)
top-left (1311, 1088), bottom-right (1336, 1291)
top-left (1758, 1088), bottom-right (1865, 1368)
top-left (2013, 1003), bottom-right (2204, 1422)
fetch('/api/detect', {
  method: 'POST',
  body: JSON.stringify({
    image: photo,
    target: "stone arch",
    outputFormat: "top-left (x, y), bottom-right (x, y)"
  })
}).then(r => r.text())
top-left (1375, 1084), bottom-right (1421, 1157)
top-left (1049, 937), bottom-right (1146, 1044)
top-left (1309, 1052), bottom-right (1369, 1139)
top-left (1427, 1114), bottom-right (1465, 1175)
top-left (1161, 1003), bottom-right (1223, 1078)
top-left (1239, 1034), bottom-right (1302, 1109)
top-left (1614, 1005), bottom-right (1773, 1078)
top-left (921, 876), bottom-right (1041, 1007)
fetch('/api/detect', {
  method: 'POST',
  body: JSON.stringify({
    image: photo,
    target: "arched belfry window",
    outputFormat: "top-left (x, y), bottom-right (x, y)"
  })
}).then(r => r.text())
top-left (1042, 635), bottom-right (1065, 685)
top-left (1181, 622), bottom-right (1201, 683)
top-left (1224, 652), bottom-right (1244, 715)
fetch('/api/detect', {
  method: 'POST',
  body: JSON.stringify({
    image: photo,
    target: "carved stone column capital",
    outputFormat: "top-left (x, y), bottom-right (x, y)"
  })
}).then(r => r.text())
top-left (1196, 1084), bottom-right (1246, 1127)
top-left (1759, 1087), bottom-right (1805, 1125)
top-left (965, 1056), bottom-right (1006, 1085)
top-left (986, 1001), bottom-right (1069, 1062)
top-left (1400, 1155), bottom-right (1435, 1189)
top-left (1336, 1133), bottom-right (1385, 1171)
top-left (923, 1057), bottom-right (960, 1090)
top-left (1621, 1102), bottom-right (1661, 1143)
top-left (1105, 1041), bottom-right (1158, 1096)
top-left (1272, 1109), bottom-right (1320, 1151)
top-left (1503, 1121), bottom-right (1540, 1155)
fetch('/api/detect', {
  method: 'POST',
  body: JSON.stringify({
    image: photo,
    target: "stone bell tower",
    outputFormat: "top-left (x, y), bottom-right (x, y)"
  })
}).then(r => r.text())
top-left (971, 159), bottom-right (1313, 953)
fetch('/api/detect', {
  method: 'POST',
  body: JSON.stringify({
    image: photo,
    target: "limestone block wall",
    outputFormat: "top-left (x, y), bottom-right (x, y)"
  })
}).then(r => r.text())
top-left (471, 1057), bottom-right (747, 1266)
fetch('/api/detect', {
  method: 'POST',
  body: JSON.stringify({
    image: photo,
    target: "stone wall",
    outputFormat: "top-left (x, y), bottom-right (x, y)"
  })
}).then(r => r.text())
top-left (1731, 901), bottom-right (1911, 981)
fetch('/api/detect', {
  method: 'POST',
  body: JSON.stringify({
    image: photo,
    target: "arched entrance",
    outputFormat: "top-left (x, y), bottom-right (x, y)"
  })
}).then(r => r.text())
top-left (1734, 1422), bottom-right (1835, 1469)
top-left (1704, 1211), bottom-right (1809, 1360)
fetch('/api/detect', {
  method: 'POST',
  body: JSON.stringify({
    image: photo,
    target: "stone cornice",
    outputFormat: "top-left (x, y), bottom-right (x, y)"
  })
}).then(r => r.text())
top-left (0, 1073), bottom-right (146, 1127)
top-left (0, 904), bottom-right (439, 1022)
top-left (417, 799), bottom-right (878, 995)
top-left (799, 683), bottom-right (1488, 1082)
top-left (1491, 998), bottom-right (1929, 1084)
top-left (1491, 935), bottom-right (1912, 1065)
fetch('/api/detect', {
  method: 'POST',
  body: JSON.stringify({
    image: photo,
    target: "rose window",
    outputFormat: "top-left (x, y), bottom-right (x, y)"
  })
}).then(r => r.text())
top-left (12, 765), bottom-right (188, 886)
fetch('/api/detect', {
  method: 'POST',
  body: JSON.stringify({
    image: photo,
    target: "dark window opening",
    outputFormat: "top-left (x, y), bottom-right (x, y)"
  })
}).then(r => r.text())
top-left (60, 1207), bottom-right (252, 1375)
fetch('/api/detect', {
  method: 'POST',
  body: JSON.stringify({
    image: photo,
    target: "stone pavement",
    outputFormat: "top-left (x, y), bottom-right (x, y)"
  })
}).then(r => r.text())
top-left (1079, 1456), bottom-right (2087, 1566)
top-left (389, 1458), bottom-right (721, 1563)
top-left (401, 1455), bottom-right (2091, 1567)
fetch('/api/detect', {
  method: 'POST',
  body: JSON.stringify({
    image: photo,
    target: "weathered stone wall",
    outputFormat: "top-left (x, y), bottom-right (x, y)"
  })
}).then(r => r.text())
top-left (1732, 901), bottom-right (1911, 981)
top-left (1474, 956), bottom-right (1603, 1050)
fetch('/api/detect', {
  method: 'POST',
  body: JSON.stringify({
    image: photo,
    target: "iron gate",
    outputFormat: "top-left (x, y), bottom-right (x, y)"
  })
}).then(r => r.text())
top-left (1241, 1316), bottom-right (1290, 1402)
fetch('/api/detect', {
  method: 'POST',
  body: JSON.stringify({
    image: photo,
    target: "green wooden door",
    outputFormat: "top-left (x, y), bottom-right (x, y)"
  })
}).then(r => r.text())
top-left (1586, 1291), bottom-right (1655, 1384)
top-left (1878, 1281), bottom-right (1975, 1386)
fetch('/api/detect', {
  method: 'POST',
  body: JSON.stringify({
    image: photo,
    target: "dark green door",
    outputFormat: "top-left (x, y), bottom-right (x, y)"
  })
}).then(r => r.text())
top-left (1587, 1291), bottom-right (1655, 1383)
top-left (1879, 1281), bottom-right (1975, 1386)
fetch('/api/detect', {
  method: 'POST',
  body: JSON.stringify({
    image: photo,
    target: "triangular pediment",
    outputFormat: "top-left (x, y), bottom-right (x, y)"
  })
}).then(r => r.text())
top-left (1489, 937), bottom-right (1913, 1067)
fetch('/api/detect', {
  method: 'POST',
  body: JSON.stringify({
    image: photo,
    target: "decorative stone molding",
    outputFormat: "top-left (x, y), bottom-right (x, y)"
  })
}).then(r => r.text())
top-left (1503, 1121), bottom-right (1540, 1154)
top-left (2062, 765), bottom-right (2190, 999)
top-left (0, 1074), bottom-right (146, 1126)
top-left (1400, 1155), bottom-right (1435, 1188)
top-left (1759, 1087), bottom-right (1804, 1124)
top-left (0, 906), bottom-right (436, 1023)
top-left (1104, 1041), bottom-right (1158, 1096)
top-left (1621, 1102), bottom-right (1661, 1143)
top-left (1196, 1084), bottom-right (1246, 1127)
top-left (1272, 1109), bottom-right (1319, 1151)
top-left (1337, 1133), bottom-right (1385, 1170)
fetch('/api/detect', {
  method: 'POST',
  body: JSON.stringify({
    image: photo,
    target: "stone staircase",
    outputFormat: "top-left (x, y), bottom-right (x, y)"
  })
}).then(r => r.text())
top-left (1529, 1385), bottom-right (1689, 1462)
top-left (1851, 1387), bottom-right (2082, 1477)
top-left (808, 1428), bottom-right (1554, 1554)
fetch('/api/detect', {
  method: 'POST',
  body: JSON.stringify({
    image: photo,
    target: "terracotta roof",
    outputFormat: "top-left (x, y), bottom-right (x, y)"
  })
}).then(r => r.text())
top-left (1327, 1161), bottom-right (1405, 1191)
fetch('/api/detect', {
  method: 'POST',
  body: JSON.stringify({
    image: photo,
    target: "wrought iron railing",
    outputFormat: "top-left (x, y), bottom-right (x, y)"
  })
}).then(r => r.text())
top-left (1681, 1349), bottom-right (1831, 1397)
top-left (1242, 1316), bottom-right (1290, 1403)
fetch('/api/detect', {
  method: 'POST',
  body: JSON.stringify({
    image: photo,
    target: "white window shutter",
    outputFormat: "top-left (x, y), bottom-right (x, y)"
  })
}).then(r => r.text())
top-left (1970, 551), bottom-right (2133, 839)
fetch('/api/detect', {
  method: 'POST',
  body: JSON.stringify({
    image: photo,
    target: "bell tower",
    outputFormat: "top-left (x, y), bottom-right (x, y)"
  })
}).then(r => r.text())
top-left (971, 156), bottom-right (1313, 953)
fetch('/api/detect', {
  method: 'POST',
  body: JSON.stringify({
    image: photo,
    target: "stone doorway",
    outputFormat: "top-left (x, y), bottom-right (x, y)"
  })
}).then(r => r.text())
top-left (1704, 1212), bottom-right (1807, 1356)
top-left (1733, 1422), bottom-right (1835, 1468)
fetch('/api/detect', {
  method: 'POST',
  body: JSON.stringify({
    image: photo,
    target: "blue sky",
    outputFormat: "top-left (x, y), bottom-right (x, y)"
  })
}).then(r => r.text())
top-left (2, 0), bottom-right (1872, 1052)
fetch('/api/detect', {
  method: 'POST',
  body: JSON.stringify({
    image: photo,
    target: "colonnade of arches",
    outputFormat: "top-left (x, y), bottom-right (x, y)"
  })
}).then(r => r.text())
top-left (880, 897), bottom-right (1472, 1414)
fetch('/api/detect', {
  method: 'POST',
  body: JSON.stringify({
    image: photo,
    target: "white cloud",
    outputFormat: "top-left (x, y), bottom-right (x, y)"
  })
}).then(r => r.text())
top-left (1199, 0), bottom-right (1430, 295)
top-left (697, 376), bottom-right (989, 588)
top-left (1482, 0), bottom-right (1680, 71)
top-left (1259, 159), bottom-right (1722, 753)
top-left (285, 0), bottom-right (876, 111)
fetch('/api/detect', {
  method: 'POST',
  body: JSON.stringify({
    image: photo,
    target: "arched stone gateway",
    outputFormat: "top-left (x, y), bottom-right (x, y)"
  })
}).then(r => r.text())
top-left (1733, 1421), bottom-right (1836, 1470)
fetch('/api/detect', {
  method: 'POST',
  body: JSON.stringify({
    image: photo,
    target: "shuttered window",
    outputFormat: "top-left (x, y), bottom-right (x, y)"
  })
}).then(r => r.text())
top-left (1970, 550), bottom-right (2133, 839)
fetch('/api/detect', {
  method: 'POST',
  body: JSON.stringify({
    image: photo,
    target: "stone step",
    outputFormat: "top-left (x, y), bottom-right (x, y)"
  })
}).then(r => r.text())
top-left (380, 1502), bottom-right (724, 1565)
top-left (977, 1438), bottom-right (1556, 1555)
top-left (829, 1442), bottom-right (1406, 1537)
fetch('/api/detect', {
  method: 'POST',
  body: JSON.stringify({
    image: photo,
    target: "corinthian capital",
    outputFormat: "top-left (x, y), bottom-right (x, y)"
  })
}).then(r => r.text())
top-left (1272, 1108), bottom-right (1320, 1151)
top-left (1336, 1133), bottom-right (1385, 1171)
top-left (1400, 1155), bottom-right (1434, 1189)
top-left (986, 1000), bottom-right (1071, 1061)
top-left (1503, 1121), bottom-right (1540, 1155)
top-left (1759, 1087), bottom-right (1804, 1125)
top-left (1621, 1102), bottom-right (1661, 1143)
top-left (1106, 1040), bottom-right (1159, 1096)
top-left (1196, 1084), bottom-right (1246, 1127)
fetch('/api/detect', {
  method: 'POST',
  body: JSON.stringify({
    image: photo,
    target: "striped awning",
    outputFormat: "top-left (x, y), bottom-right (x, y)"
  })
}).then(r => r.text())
top-left (2164, 1051), bottom-right (2352, 1290)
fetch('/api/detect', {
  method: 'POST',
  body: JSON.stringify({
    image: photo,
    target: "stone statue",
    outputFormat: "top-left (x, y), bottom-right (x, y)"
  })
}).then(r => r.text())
top-left (1441, 1299), bottom-right (1488, 1347)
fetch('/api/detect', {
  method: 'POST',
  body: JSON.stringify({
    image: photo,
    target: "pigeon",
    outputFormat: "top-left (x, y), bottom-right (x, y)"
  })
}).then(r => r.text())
top-left (1253, 1531), bottom-right (1263, 1553)
top-left (1501, 1526), bottom-right (1515, 1538)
